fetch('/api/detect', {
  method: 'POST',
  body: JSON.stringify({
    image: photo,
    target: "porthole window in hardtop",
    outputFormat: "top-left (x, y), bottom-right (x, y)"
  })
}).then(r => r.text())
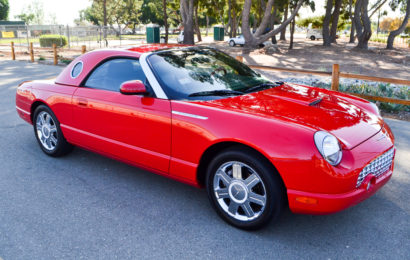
top-left (85, 58), bottom-right (146, 92)
top-left (71, 61), bottom-right (83, 78)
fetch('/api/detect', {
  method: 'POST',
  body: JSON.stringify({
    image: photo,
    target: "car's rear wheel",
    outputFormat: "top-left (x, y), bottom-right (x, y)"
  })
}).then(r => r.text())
top-left (229, 40), bottom-right (235, 47)
top-left (310, 35), bottom-right (316, 40)
top-left (33, 105), bottom-right (73, 157)
top-left (206, 147), bottom-right (284, 230)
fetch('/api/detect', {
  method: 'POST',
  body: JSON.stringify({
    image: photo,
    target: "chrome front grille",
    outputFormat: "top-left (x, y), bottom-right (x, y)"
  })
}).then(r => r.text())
top-left (356, 148), bottom-right (395, 188)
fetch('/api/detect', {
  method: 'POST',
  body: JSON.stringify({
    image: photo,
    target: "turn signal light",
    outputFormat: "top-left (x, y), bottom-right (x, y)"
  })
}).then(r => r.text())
top-left (295, 197), bottom-right (318, 204)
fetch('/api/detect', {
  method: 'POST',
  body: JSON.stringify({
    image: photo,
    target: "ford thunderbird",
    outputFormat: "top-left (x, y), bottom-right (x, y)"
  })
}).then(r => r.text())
top-left (16, 45), bottom-right (395, 229)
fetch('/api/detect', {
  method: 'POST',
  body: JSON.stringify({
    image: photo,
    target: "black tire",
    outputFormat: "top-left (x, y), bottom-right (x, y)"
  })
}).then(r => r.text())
top-left (310, 35), bottom-right (316, 41)
top-left (206, 146), bottom-right (285, 230)
top-left (229, 40), bottom-right (235, 47)
top-left (33, 105), bottom-right (73, 157)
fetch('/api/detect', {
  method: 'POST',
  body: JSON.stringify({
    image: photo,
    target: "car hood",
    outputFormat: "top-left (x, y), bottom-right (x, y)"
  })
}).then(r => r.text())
top-left (195, 83), bottom-right (383, 150)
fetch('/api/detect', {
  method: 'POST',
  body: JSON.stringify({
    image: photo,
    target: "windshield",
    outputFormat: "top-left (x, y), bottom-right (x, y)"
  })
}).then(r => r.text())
top-left (147, 47), bottom-right (271, 100)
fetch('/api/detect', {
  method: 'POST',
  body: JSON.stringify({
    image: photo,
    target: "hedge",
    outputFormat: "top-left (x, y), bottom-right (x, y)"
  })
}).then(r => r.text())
top-left (39, 34), bottom-right (68, 47)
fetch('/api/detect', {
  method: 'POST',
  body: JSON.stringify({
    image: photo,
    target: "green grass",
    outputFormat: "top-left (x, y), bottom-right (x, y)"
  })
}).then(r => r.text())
top-left (0, 38), bottom-right (39, 45)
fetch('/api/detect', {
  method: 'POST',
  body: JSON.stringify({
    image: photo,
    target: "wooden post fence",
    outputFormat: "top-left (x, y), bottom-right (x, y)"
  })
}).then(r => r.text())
top-left (82, 45), bottom-right (86, 54)
top-left (29, 42), bottom-right (34, 62)
top-left (11, 42), bottom-right (15, 60)
top-left (331, 64), bottom-right (340, 91)
top-left (53, 44), bottom-right (58, 65)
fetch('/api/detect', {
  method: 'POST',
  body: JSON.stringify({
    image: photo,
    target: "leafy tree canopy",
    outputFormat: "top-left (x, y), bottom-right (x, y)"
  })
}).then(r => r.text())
top-left (0, 0), bottom-right (9, 20)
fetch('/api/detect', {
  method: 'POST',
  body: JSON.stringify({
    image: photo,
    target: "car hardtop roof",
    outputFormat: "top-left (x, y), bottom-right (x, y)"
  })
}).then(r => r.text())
top-left (81, 44), bottom-right (192, 57)
top-left (126, 43), bottom-right (191, 54)
top-left (55, 44), bottom-right (195, 87)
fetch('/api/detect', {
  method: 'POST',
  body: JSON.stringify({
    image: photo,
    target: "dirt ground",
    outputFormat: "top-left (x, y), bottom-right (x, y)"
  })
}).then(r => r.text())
top-left (205, 37), bottom-right (410, 80)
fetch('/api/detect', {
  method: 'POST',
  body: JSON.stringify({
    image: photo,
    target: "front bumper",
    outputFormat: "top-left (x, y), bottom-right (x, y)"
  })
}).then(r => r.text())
top-left (287, 168), bottom-right (393, 214)
top-left (285, 124), bottom-right (395, 215)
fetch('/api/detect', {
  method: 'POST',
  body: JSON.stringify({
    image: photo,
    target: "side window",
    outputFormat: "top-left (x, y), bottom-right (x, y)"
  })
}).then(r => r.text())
top-left (85, 58), bottom-right (146, 92)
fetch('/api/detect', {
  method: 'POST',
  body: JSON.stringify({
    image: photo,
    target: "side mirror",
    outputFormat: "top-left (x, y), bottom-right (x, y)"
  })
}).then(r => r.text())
top-left (120, 80), bottom-right (147, 95)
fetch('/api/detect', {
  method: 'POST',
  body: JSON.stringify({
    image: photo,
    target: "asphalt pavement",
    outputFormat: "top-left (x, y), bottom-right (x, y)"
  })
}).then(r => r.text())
top-left (0, 60), bottom-right (409, 259)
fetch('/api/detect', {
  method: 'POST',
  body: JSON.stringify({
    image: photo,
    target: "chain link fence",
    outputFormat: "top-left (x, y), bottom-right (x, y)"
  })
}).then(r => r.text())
top-left (0, 24), bottom-right (165, 54)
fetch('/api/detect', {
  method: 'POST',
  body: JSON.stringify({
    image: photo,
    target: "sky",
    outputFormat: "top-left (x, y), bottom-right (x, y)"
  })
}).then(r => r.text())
top-left (8, 0), bottom-right (402, 26)
top-left (9, 0), bottom-right (91, 25)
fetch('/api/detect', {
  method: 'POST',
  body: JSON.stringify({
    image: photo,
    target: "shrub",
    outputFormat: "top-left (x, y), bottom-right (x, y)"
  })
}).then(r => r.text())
top-left (338, 83), bottom-right (409, 113)
top-left (39, 34), bottom-right (68, 47)
top-left (309, 81), bottom-right (409, 113)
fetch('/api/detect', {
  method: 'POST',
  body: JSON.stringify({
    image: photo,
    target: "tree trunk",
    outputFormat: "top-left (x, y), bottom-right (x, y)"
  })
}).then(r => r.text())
top-left (280, 5), bottom-right (288, 41)
top-left (258, 0), bottom-right (263, 26)
top-left (271, 6), bottom-right (277, 44)
top-left (330, 0), bottom-right (343, 43)
top-left (349, 23), bottom-right (356, 43)
top-left (242, 0), bottom-right (303, 48)
top-left (180, 0), bottom-right (195, 44)
top-left (228, 0), bottom-right (233, 38)
top-left (232, 0), bottom-right (237, 37)
top-left (103, 0), bottom-right (108, 46)
top-left (348, 0), bottom-right (355, 43)
top-left (194, 3), bottom-right (202, 42)
top-left (254, 0), bottom-right (275, 36)
top-left (162, 0), bottom-right (168, 43)
top-left (289, 17), bottom-right (295, 49)
top-left (386, 0), bottom-right (409, 49)
top-left (354, 0), bottom-right (372, 49)
top-left (205, 15), bottom-right (209, 36)
top-left (323, 0), bottom-right (334, 46)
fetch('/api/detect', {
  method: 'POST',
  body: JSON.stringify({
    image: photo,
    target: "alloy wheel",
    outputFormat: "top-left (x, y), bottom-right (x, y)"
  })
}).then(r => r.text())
top-left (213, 161), bottom-right (267, 221)
top-left (36, 111), bottom-right (58, 151)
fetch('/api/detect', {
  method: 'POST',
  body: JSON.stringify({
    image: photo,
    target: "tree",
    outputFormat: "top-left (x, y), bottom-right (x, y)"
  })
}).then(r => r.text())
top-left (28, 0), bottom-right (44, 24)
top-left (289, 0), bottom-right (314, 49)
top-left (330, 0), bottom-right (343, 42)
top-left (194, 1), bottom-right (202, 42)
top-left (15, 13), bottom-right (35, 24)
top-left (387, 0), bottom-right (410, 49)
top-left (323, 0), bottom-right (334, 46)
top-left (353, 0), bottom-right (372, 49)
top-left (162, 0), bottom-right (169, 43)
top-left (0, 0), bottom-right (9, 20)
top-left (140, 0), bottom-right (164, 25)
top-left (323, 0), bottom-right (343, 46)
top-left (15, 0), bottom-right (44, 25)
top-left (48, 13), bottom-right (58, 25)
top-left (280, 4), bottom-right (289, 40)
top-left (348, 0), bottom-right (356, 43)
top-left (180, 0), bottom-right (195, 44)
top-left (297, 16), bottom-right (324, 29)
top-left (241, 0), bottom-right (304, 48)
top-left (380, 17), bottom-right (393, 31)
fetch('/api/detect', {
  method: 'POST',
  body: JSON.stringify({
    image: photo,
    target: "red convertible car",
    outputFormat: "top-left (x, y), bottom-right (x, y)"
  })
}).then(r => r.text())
top-left (16, 44), bottom-right (395, 229)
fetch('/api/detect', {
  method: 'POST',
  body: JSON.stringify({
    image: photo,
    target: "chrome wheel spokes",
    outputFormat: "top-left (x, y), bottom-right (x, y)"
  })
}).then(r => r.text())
top-left (36, 111), bottom-right (58, 151)
top-left (213, 161), bottom-right (267, 221)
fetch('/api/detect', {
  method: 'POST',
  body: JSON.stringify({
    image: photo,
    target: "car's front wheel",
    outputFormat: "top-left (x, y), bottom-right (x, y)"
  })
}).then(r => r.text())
top-left (206, 147), bottom-right (285, 230)
top-left (33, 105), bottom-right (73, 157)
top-left (229, 40), bottom-right (235, 47)
top-left (310, 35), bottom-right (316, 40)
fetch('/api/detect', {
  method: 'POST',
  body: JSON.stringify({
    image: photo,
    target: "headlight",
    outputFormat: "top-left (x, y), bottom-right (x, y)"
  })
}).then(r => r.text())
top-left (314, 131), bottom-right (342, 166)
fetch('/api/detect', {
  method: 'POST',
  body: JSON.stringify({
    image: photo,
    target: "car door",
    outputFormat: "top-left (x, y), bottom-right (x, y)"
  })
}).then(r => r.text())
top-left (71, 58), bottom-right (171, 173)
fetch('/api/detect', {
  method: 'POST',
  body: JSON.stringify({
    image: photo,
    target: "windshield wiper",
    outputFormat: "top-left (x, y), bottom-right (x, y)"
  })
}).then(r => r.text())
top-left (188, 89), bottom-right (243, 97)
top-left (244, 81), bottom-right (284, 93)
